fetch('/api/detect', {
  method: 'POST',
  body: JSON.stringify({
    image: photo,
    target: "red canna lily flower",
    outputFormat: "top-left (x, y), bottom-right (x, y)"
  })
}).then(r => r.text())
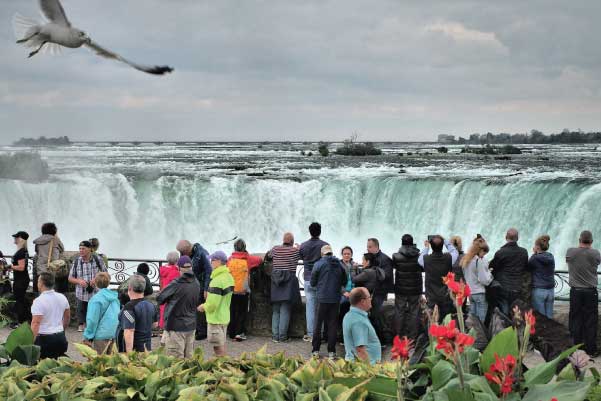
top-left (525, 309), bottom-right (536, 335)
top-left (485, 353), bottom-right (516, 396)
top-left (429, 320), bottom-right (474, 358)
top-left (442, 272), bottom-right (471, 306)
top-left (391, 335), bottom-right (413, 360)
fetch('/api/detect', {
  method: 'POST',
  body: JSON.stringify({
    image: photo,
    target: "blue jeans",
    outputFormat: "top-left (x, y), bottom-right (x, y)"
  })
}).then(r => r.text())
top-left (304, 280), bottom-right (317, 335)
top-left (272, 301), bottom-right (291, 341)
top-left (469, 293), bottom-right (488, 323)
top-left (532, 288), bottom-right (554, 318)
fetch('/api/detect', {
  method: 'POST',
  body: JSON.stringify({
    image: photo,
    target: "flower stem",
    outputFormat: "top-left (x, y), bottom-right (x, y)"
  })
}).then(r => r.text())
top-left (396, 362), bottom-right (405, 401)
top-left (454, 348), bottom-right (466, 391)
top-left (517, 324), bottom-right (531, 384)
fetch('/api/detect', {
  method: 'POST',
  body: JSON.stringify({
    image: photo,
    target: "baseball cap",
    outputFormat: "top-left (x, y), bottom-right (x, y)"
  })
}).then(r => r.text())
top-left (79, 240), bottom-right (92, 248)
top-left (321, 244), bottom-right (333, 255)
top-left (177, 255), bottom-right (193, 268)
top-left (12, 231), bottom-right (29, 240)
top-left (209, 251), bottom-right (228, 264)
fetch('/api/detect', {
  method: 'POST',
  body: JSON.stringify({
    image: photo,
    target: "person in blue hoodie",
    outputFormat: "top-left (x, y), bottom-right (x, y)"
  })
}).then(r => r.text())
top-left (310, 245), bottom-right (347, 359)
top-left (83, 272), bottom-right (120, 354)
top-left (528, 235), bottom-right (555, 318)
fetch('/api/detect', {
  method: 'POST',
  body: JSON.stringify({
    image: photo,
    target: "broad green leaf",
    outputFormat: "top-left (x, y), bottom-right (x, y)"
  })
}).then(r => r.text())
top-left (0, 345), bottom-right (9, 360)
top-left (480, 327), bottom-right (518, 375)
top-left (319, 387), bottom-right (333, 401)
top-left (432, 360), bottom-right (456, 391)
top-left (10, 345), bottom-right (40, 366)
top-left (521, 381), bottom-right (590, 401)
top-left (4, 323), bottom-right (33, 354)
top-left (74, 343), bottom-right (98, 360)
top-left (332, 376), bottom-right (396, 399)
top-left (219, 382), bottom-right (250, 401)
top-left (524, 345), bottom-right (580, 386)
top-left (557, 363), bottom-right (577, 381)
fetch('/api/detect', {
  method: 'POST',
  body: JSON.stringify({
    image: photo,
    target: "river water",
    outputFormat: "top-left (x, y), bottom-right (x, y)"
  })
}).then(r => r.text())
top-left (0, 142), bottom-right (599, 270)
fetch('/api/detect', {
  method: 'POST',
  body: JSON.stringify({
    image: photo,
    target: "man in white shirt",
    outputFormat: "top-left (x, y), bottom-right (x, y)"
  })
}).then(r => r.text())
top-left (31, 272), bottom-right (71, 359)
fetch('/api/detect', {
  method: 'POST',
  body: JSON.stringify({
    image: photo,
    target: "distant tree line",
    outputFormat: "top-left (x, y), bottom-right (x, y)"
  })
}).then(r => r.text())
top-left (438, 129), bottom-right (601, 145)
top-left (13, 136), bottom-right (71, 146)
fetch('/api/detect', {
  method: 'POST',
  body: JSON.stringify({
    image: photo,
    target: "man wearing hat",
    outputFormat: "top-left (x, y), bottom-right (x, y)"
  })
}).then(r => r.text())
top-left (156, 255), bottom-right (201, 358)
top-left (310, 244), bottom-right (348, 359)
top-left (11, 231), bottom-right (30, 327)
top-left (197, 251), bottom-right (234, 357)
top-left (68, 240), bottom-right (106, 332)
top-left (392, 234), bottom-right (423, 340)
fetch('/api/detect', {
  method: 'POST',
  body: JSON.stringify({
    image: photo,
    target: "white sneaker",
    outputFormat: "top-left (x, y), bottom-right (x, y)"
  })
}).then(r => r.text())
top-left (312, 351), bottom-right (320, 358)
top-left (77, 325), bottom-right (84, 332)
top-left (328, 352), bottom-right (336, 360)
top-left (303, 335), bottom-right (312, 342)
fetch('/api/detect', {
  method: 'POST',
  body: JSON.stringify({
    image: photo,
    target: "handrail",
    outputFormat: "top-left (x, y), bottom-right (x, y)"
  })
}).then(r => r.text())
top-left (0, 255), bottom-right (595, 300)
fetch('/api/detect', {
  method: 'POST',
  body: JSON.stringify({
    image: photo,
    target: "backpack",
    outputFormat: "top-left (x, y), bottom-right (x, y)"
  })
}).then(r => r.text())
top-left (227, 258), bottom-right (249, 293)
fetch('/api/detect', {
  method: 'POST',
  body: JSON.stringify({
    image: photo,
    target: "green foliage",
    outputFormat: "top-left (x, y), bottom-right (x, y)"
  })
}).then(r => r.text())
top-left (586, 384), bottom-right (601, 401)
top-left (460, 145), bottom-right (522, 155)
top-left (0, 323), bottom-right (40, 366)
top-left (436, 146), bottom-right (448, 153)
top-left (335, 141), bottom-right (382, 156)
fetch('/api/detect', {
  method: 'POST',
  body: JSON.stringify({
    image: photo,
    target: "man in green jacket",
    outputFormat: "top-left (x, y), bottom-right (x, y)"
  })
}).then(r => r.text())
top-left (197, 251), bottom-right (234, 357)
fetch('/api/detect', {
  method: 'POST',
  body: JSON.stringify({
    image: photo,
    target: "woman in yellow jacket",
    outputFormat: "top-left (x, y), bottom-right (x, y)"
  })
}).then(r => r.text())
top-left (197, 251), bottom-right (234, 357)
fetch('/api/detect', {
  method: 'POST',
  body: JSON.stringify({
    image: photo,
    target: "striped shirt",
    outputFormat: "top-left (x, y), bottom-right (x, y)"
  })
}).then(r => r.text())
top-left (271, 245), bottom-right (300, 272)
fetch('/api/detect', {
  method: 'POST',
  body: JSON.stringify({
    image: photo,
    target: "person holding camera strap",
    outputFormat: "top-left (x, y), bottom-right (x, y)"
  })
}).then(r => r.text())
top-left (68, 240), bottom-right (107, 332)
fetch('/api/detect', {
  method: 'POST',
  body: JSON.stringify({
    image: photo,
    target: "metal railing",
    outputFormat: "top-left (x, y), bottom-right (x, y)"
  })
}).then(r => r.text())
top-left (0, 255), bottom-right (592, 301)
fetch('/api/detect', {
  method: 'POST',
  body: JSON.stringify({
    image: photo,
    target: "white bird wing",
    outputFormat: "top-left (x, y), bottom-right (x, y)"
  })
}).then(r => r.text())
top-left (84, 40), bottom-right (174, 75)
top-left (38, 0), bottom-right (71, 27)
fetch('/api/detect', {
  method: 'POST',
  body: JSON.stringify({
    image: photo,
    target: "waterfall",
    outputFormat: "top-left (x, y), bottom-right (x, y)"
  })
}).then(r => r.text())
top-left (1, 172), bottom-right (599, 271)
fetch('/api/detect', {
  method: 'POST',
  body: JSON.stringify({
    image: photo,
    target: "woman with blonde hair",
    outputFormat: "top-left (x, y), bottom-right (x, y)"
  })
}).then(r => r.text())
top-left (10, 231), bottom-right (30, 328)
top-left (450, 236), bottom-right (465, 281)
top-left (460, 234), bottom-right (493, 322)
top-left (528, 235), bottom-right (555, 318)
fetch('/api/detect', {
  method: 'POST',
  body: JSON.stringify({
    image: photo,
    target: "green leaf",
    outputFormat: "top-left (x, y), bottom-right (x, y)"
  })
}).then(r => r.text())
top-left (0, 345), bottom-right (9, 360)
top-left (126, 387), bottom-right (138, 399)
top-left (432, 360), bottom-right (456, 391)
top-left (319, 387), bottom-right (333, 401)
top-left (332, 376), bottom-right (396, 400)
top-left (10, 345), bottom-right (40, 366)
top-left (557, 364), bottom-right (577, 381)
top-left (74, 343), bottom-right (98, 360)
top-left (480, 327), bottom-right (518, 375)
top-left (524, 345), bottom-right (580, 386)
top-left (4, 323), bottom-right (33, 355)
top-left (521, 381), bottom-right (590, 401)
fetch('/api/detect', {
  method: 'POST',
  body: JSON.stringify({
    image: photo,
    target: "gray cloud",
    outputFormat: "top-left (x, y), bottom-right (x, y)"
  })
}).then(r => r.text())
top-left (0, 0), bottom-right (599, 143)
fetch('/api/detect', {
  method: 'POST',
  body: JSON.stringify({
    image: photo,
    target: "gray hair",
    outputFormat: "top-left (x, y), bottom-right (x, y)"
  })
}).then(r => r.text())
top-left (129, 274), bottom-right (146, 294)
top-left (166, 251), bottom-right (180, 265)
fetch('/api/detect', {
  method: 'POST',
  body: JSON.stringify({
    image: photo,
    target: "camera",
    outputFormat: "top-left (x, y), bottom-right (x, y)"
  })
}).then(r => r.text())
top-left (427, 235), bottom-right (436, 242)
top-left (85, 282), bottom-right (95, 293)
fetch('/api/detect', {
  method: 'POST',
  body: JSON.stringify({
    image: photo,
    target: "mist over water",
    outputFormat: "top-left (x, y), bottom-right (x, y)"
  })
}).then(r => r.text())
top-left (1, 143), bottom-right (600, 270)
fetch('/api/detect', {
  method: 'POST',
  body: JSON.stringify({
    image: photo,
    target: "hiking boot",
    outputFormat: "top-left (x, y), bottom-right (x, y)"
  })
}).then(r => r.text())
top-left (303, 335), bottom-right (312, 342)
top-left (272, 337), bottom-right (279, 343)
top-left (312, 351), bottom-right (320, 358)
top-left (235, 334), bottom-right (247, 341)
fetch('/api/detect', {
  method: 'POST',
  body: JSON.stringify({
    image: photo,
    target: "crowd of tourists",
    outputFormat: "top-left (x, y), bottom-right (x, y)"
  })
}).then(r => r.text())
top-left (0, 222), bottom-right (600, 365)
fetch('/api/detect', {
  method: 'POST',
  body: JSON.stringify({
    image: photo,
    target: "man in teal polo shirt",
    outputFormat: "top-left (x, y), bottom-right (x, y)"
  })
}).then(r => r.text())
top-left (342, 287), bottom-right (382, 364)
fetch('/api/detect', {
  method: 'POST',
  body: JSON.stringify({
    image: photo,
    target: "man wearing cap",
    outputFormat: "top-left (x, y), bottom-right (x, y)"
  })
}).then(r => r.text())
top-left (156, 255), bottom-right (201, 359)
top-left (197, 251), bottom-right (234, 357)
top-left (176, 240), bottom-right (212, 340)
top-left (11, 231), bottom-right (30, 327)
top-left (68, 240), bottom-right (107, 332)
top-left (310, 244), bottom-right (347, 359)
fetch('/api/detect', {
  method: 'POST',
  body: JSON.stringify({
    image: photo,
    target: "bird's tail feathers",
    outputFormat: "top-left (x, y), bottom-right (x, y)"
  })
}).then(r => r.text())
top-left (12, 13), bottom-right (41, 47)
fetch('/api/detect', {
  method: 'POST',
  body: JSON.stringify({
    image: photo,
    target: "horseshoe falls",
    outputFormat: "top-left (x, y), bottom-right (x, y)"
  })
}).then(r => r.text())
top-left (0, 143), bottom-right (600, 271)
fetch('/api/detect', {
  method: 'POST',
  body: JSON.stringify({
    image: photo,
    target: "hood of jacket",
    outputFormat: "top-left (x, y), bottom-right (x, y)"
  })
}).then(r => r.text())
top-left (399, 245), bottom-right (420, 258)
top-left (210, 265), bottom-right (230, 279)
top-left (33, 234), bottom-right (55, 246)
top-left (95, 288), bottom-right (119, 303)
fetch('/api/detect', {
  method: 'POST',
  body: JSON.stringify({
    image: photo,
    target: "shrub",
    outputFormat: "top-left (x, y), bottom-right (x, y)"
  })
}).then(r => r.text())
top-left (318, 143), bottom-right (330, 157)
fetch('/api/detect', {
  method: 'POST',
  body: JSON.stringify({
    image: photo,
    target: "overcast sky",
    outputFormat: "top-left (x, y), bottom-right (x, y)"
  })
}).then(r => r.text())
top-left (1, 0), bottom-right (600, 143)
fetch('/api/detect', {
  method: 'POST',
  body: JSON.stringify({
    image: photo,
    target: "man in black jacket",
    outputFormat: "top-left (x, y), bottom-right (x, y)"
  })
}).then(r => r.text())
top-left (490, 228), bottom-right (529, 315)
top-left (392, 234), bottom-right (422, 339)
top-left (156, 256), bottom-right (201, 359)
top-left (419, 235), bottom-right (458, 322)
top-left (367, 238), bottom-right (393, 343)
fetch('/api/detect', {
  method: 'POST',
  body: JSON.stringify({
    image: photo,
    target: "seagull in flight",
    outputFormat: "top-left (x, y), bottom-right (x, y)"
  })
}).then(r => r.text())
top-left (13, 0), bottom-right (173, 75)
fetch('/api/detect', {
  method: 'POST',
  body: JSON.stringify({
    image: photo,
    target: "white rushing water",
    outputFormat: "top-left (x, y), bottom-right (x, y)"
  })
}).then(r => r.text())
top-left (0, 143), bottom-right (600, 270)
